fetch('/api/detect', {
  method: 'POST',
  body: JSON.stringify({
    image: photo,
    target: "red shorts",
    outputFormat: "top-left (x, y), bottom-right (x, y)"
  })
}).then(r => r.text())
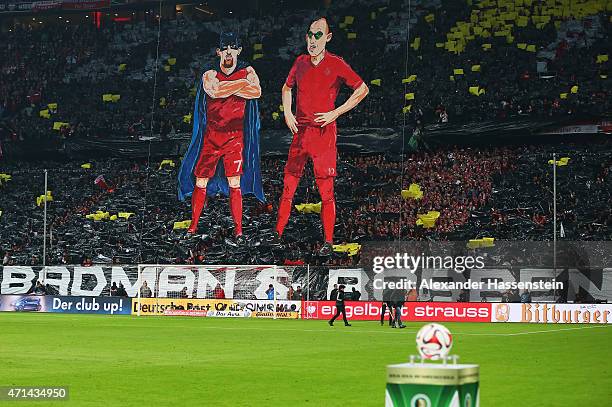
top-left (284, 124), bottom-right (337, 179)
top-left (194, 128), bottom-right (244, 179)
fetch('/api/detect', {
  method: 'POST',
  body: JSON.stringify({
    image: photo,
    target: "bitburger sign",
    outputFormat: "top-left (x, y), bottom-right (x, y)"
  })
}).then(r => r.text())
top-left (492, 303), bottom-right (612, 324)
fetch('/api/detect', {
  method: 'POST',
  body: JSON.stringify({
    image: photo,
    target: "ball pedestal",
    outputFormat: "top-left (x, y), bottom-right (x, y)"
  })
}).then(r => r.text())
top-left (386, 356), bottom-right (479, 407)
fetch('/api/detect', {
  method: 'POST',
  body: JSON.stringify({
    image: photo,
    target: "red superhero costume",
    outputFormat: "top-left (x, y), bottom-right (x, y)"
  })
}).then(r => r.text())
top-left (276, 52), bottom-right (364, 243)
top-left (194, 68), bottom-right (248, 179)
top-left (189, 67), bottom-right (249, 236)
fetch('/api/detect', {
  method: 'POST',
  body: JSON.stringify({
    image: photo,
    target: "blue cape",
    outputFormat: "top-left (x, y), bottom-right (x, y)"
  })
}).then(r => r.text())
top-left (178, 63), bottom-right (265, 203)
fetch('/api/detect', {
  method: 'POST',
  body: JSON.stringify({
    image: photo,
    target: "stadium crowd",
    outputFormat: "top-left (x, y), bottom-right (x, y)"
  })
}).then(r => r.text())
top-left (1, 140), bottom-right (610, 266)
top-left (1, 0), bottom-right (611, 266)
top-left (1, 0), bottom-right (610, 145)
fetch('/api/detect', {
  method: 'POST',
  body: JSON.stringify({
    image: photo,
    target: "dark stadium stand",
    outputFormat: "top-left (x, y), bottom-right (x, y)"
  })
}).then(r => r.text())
top-left (0, 0), bottom-right (610, 265)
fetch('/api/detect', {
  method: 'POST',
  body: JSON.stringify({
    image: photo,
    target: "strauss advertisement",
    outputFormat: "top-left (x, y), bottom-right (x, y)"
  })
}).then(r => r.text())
top-left (304, 301), bottom-right (492, 322)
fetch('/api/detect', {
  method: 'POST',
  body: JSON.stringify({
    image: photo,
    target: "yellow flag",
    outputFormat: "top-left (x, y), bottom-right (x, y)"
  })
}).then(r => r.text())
top-left (401, 183), bottom-right (423, 200)
top-left (344, 16), bottom-right (354, 25)
top-left (405, 93), bottom-right (415, 100)
top-left (167, 58), bottom-right (176, 66)
top-left (332, 243), bottom-right (361, 256)
top-left (53, 122), bottom-right (68, 131)
top-left (469, 86), bottom-right (480, 96)
top-left (111, 94), bottom-right (121, 102)
top-left (596, 54), bottom-right (609, 63)
top-left (253, 53), bottom-right (264, 60)
top-left (402, 105), bottom-right (412, 114)
top-left (47, 103), bottom-right (58, 110)
top-left (295, 202), bottom-right (322, 214)
top-left (526, 44), bottom-right (536, 52)
top-left (467, 238), bottom-right (495, 248)
top-left (39, 109), bottom-right (50, 119)
top-left (272, 112), bottom-right (280, 120)
top-left (183, 114), bottom-right (192, 124)
top-left (482, 43), bottom-right (492, 50)
top-left (163, 65), bottom-right (171, 72)
top-left (570, 85), bottom-right (578, 94)
top-left (560, 93), bottom-right (568, 99)
top-left (173, 220), bottom-right (192, 230)
top-left (402, 75), bottom-right (417, 83)
top-left (548, 157), bottom-right (570, 166)
top-left (118, 63), bottom-right (127, 71)
top-left (102, 94), bottom-right (113, 102)
top-left (254, 43), bottom-right (263, 51)
top-left (425, 13), bottom-right (435, 23)
top-left (370, 79), bottom-right (381, 86)
top-left (453, 68), bottom-right (464, 75)
top-left (159, 159), bottom-right (175, 170)
top-left (81, 163), bottom-right (92, 169)
top-left (347, 33), bottom-right (357, 39)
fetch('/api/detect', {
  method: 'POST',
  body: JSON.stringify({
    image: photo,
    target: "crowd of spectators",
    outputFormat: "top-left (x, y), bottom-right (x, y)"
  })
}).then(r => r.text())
top-left (1, 140), bottom-right (610, 266)
top-left (1, 0), bottom-right (610, 147)
top-left (1, 0), bottom-right (610, 266)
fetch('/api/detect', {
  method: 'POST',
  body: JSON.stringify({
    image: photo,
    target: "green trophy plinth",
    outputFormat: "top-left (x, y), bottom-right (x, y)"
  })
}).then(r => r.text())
top-left (386, 362), bottom-right (479, 407)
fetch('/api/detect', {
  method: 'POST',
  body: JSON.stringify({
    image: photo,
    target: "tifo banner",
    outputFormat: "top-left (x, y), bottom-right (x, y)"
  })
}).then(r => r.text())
top-left (304, 301), bottom-right (492, 323)
top-left (133, 298), bottom-right (300, 318)
top-left (491, 303), bottom-right (612, 324)
top-left (0, 295), bottom-right (130, 315)
top-left (2, 264), bottom-right (612, 303)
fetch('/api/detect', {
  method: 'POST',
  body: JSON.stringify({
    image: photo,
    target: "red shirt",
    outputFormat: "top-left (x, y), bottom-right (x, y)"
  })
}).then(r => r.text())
top-left (285, 52), bottom-right (364, 127)
top-left (206, 68), bottom-right (248, 132)
top-left (214, 288), bottom-right (225, 299)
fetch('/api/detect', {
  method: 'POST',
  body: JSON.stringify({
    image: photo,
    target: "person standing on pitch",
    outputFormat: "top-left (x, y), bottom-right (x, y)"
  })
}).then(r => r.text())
top-left (329, 284), bottom-right (338, 301)
top-left (329, 284), bottom-right (351, 326)
top-left (274, 17), bottom-right (369, 255)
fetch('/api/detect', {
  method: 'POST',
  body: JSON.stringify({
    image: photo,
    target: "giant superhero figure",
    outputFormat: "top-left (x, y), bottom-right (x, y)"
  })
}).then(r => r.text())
top-left (275, 17), bottom-right (369, 255)
top-left (178, 32), bottom-right (264, 243)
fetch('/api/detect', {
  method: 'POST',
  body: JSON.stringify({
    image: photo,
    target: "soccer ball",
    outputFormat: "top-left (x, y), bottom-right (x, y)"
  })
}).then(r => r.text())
top-left (415, 323), bottom-right (453, 360)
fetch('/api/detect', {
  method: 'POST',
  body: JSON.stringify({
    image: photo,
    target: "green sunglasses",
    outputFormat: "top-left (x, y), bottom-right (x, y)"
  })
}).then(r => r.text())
top-left (307, 30), bottom-right (324, 40)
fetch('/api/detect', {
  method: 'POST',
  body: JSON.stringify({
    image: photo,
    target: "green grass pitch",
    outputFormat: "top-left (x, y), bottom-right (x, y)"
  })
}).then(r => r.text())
top-left (1, 313), bottom-right (611, 406)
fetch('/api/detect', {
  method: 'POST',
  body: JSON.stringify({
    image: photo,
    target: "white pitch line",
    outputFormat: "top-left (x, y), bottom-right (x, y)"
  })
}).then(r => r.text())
top-left (3, 314), bottom-right (611, 337)
top-left (127, 321), bottom-right (612, 337)
top-left (454, 324), bottom-right (612, 336)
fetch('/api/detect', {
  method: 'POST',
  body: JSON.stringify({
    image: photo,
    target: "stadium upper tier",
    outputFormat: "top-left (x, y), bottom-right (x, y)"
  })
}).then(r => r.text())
top-left (0, 0), bottom-right (610, 143)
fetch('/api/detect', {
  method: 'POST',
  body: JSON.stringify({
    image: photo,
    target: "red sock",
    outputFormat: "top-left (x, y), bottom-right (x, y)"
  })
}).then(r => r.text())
top-left (229, 187), bottom-right (243, 236)
top-left (276, 174), bottom-right (300, 236)
top-left (189, 186), bottom-right (207, 232)
top-left (316, 177), bottom-right (335, 243)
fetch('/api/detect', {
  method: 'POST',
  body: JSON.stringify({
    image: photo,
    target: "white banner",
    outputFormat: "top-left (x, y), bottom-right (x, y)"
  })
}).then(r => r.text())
top-left (491, 303), bottom-right (612, 324)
